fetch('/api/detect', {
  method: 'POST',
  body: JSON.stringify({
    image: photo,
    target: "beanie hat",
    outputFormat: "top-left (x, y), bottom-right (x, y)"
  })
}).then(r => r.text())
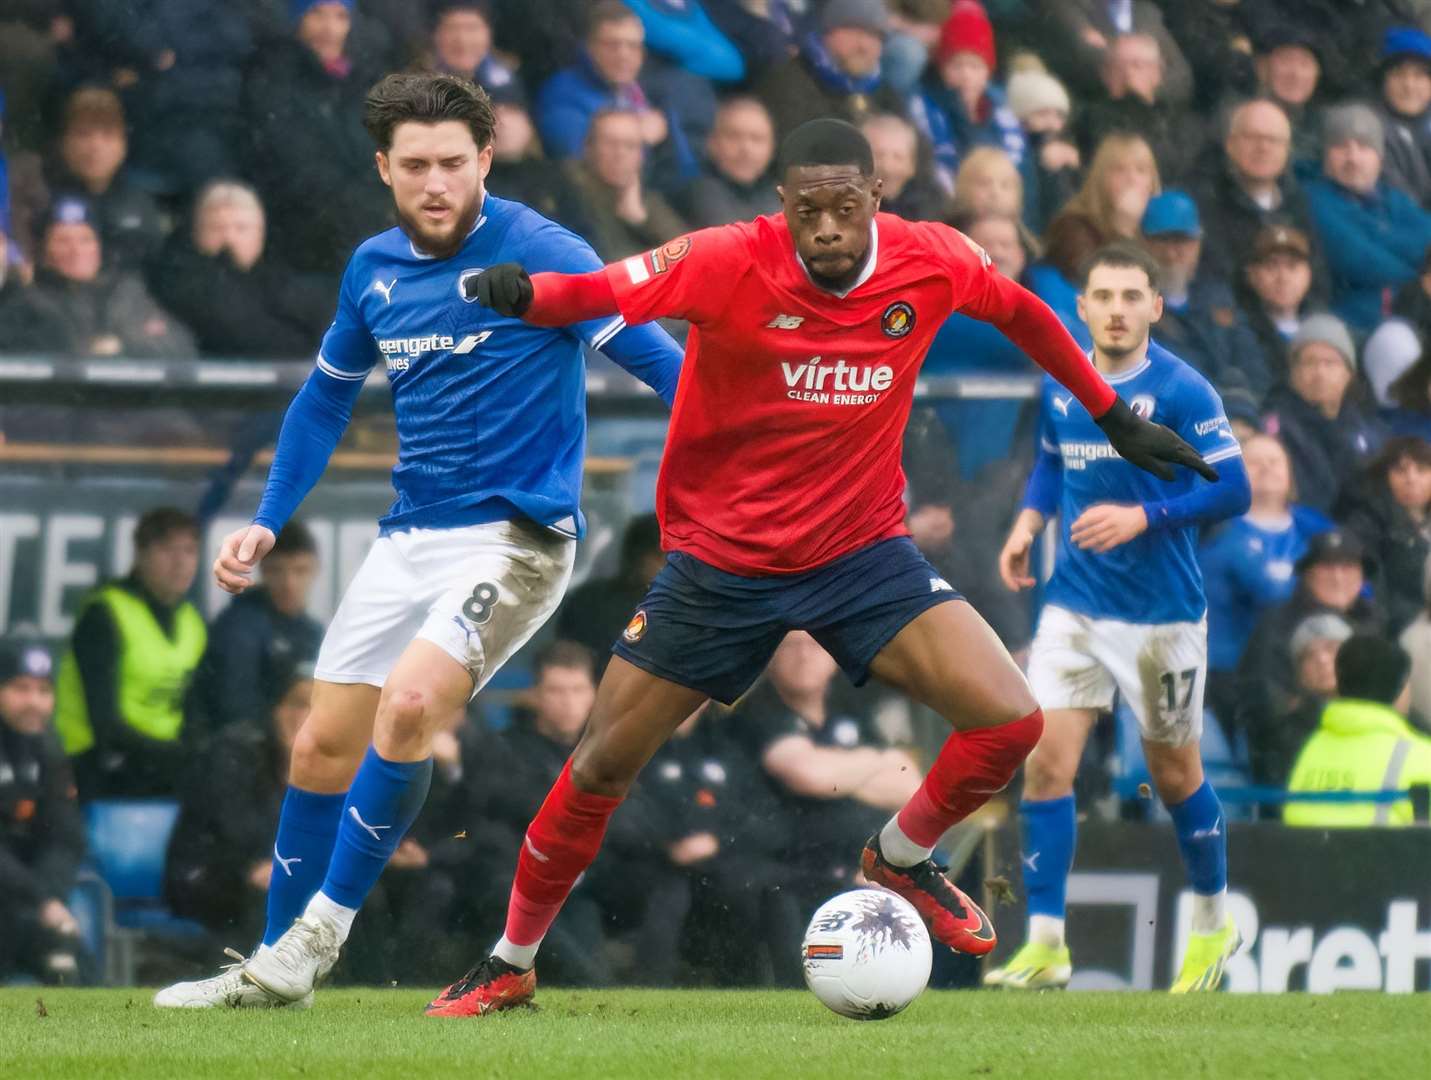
top-left (0, 640), bottom-right (52, 685)
top-left (819, 0), bottom-right (890, 37)
top-left (936, 1), bottom-right (995, 70)
top-left (1290, 312), bottom-right (1357, 373)
top-left (1006, 70), bottom-right (1070, 121)
top-left (1290, 613), bottom-right (1353, 660)
top-left (1381, 26), bottom-right (1431, 70)
top-left (1323, 103), bottom-right (1385, 158)
top-left (1335, 635), bottom-right (1412, 706)
top-left (1363, 318), bottom-right (1422, 407)
top-left (291, 0), bottom-right (353, 24)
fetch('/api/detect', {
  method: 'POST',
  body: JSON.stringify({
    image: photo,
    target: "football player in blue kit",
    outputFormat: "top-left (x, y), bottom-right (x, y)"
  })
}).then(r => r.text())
top-left (989, 242), bottom-right (1252, 993)
top-left (155, 73), bottom-right (682, 1009)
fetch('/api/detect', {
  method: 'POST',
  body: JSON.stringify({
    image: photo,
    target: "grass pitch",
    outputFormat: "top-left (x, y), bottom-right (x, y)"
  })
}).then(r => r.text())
top-left (2, 988), bottom-right (1425, 1080)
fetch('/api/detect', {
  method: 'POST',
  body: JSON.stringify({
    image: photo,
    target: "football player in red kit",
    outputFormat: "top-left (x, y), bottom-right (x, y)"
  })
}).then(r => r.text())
top-left (426, 119), bottom-right (1215, 1016)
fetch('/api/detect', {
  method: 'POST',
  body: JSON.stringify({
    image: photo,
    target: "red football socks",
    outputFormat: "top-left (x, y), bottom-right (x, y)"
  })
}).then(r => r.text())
top-left (503, 761), bottom-right (622, 948)
top-left (896, 709), bottom-right (1045, 847)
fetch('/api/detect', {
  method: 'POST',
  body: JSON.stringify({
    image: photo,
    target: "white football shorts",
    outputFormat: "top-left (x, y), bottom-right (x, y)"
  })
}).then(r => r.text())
top-left (314, 519), bottom-right (575, 693)
top-left (1027, 603), bottom-right (1207, 746)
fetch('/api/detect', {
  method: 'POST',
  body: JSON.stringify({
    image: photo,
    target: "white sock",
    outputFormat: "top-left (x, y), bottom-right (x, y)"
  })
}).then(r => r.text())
top-left (1029, 914), bottom-right (1066, 949)
top-left (304, 890), bottom-right (358, 944)
top-left (878, 817), bottom-right (933, 868)
top-left (1190, 888), bottom-right (1226, 935)
top-left (492, 933), bottom-right (539, 971)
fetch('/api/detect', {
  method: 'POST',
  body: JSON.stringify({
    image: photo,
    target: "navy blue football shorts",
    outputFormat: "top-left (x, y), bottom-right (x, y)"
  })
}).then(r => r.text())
top-left (611, 536), bottom-right (964, 705)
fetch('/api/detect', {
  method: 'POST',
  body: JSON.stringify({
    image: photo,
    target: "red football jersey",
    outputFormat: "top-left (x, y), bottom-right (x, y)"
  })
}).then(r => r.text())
top-left (606, 212), bottom-right (1012, 576)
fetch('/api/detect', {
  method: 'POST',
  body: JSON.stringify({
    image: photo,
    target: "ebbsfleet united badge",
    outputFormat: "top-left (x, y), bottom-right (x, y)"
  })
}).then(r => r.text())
top-left (623, 610), bottom-right (648, 643)
top-left (881, 301), bottom-right (915, 338)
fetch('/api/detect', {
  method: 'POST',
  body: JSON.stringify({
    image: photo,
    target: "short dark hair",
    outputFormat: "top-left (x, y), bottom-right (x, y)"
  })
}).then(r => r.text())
top-left (363, 72), bottom-right (496, 151)
top-left (270, 519), bottom-right (318, 559)
top-left (777, 118), bottom-right (875, 179)
top-left (534, 640), bottom-right (597, 682)
top-left (1370, 434), bottom-right (1431, 481)
top-left (134, 507), bottom-right (199, 551)
top-left (1078, 240), bottom-right (1162, 293)
top-left (588, 0), bottom-right (638, 36)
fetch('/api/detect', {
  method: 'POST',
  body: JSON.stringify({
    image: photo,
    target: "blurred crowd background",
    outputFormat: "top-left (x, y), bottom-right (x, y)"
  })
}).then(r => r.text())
top-left (3, 0), bottom-right (1431, 990)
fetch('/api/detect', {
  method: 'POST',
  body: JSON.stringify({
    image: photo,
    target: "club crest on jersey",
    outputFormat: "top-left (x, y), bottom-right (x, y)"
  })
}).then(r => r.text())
top-left (1130, 394), bottom-right (1157, 419)
top-left (650, 236), bottom-right (692, 275)
top-left (457, 268), bottom-right (485, 302)
top-left (623, 610), bottom-right (648, 643)
top-left (881, 301), bottom-right (915, 338)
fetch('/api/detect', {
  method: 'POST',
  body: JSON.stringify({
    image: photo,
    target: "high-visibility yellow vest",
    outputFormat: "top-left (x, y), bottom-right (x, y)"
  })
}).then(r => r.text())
top-left (1284, 698), bottom-right (1431, 827)
top-left (54, 583), bottom-right (207, 756)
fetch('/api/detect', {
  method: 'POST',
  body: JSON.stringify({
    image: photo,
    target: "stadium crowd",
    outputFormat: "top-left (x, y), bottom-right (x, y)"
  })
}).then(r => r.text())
top-left (5, 0), bottom-right (1431, 987)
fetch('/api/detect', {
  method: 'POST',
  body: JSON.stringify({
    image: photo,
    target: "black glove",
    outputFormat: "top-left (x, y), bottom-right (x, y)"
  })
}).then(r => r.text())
top-left (1095, 397), bottom-right (1219, 483)
top-left (463, 262), bottom-right (533, 317)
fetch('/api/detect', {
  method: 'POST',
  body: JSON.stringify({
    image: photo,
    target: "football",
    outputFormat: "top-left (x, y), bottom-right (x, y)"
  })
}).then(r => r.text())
top-left (801, 889), bottom-right (933, 1020)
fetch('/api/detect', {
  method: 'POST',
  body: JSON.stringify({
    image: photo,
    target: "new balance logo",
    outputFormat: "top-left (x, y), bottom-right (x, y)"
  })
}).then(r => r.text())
top-left (523, 835), bottom-right (550, 863)
top-left (373, 278), bottom-right (397, 304)
top-left (930, 576), bottom-right (953, 593)
top-left (274, 845), bottom-right (302, 877)
top-left (1191, 817), bottom-right (1223, 841)
top-left (1052, 395), bottom-right (1071, 416)
top-left (766, 314), bottom-right (804, 329)
top-left (348, 806), bottom-right (392, 842)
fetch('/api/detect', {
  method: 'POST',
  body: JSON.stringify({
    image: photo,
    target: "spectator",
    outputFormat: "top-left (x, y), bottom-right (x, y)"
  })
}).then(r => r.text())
top-left (1239, 224), bottom-right (1317, 391)
top-left (727, 631), bottom-right (921, 905)
top-left (879, 0), bottom-right (953, 97)
top-left (1200, 433), bottom-right (1332, 723)
top-left (1077, 32), bottom-right (1201, 184)
top-left (1248, 612), bottom-right (1352, 787)
top-left (166, 664), bottom-right (313, 945)
top-left (1, 89), bottom-right (50, 270)
top-left (535, 0), bottom-right (716, 188)
top-left (624, 0), bottom-right (746, 83)
top-left (1365, 318), bottom-right (1424, 416)
top-left (555, 512), bottom-right (665, 672)
top-left (1377, 27), bottom-right (1431, 208)
top-left (674, 96), bottom-right (780, 228)
top-left (1033, 132), bottom-right (1158, 338)
top-left (10, 196), bottom-right (195, 358)
top-left (1334, 436), bottom-right (1431, 634)
top-left (425, 0), bottom-right (521, 100)
top-left (1285, 635), bottom-right (1431, 826)
top-left (54, 508), bottom-right (206, 800)
top-left (627, 705), bottom-right (802, 986)
top-left (701, 0), bottom-right (798, 82)
top-left (1006, 68), bottom-right (1079, 232)
top-left (242, 0), bottom-right (393, 275)
top-left (190, 520), bottom-right (323, 737)
top-left (1192, 97), bottom-right (1328, 296)
top-left (949, 146), bottom-right (1022, 222)
top-left (42, 88), bottom-right (165, 271)
top-left (64, 2), bottom-right (257, 193)
top-left (562, 109), bottom-right (688, 262)
top-left (908, 2), bottom-right (1031, 203)
top-left (0, 641), bottom-right (86, 986)
top-left (149, 181), bottom-right (330, 359)
top-left (1251, 27), bottom-right (1324, 164)
top-left (486, 98), bottom-right (581, 226)
top-left (1141, 189), bottom-right (1265, 396)
top-left (754, 0), bottom-right (907, 138)
top-left (1385, 346), bottom-right (1431, 442)
top-left (1030, 0), bottom-right (1193, 109)
top-left (1263, 314), bottom-right (1387, 512)
top-left (1304, 103), bottom-right (1431, 332)
top-left (863, 112), bottom-right (946, 221)
top-left (1237, 528), bottom-right (1383, 771)
top-left (0, 230), bottom-right (28, 338)
top-left (1399, 555), bottom-right (1431, 723)
top-left (1158, 0), bottom-right (1258, 111)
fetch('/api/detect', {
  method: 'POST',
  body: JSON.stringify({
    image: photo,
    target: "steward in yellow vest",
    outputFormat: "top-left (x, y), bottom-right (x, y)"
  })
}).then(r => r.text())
top-left (1285, 635), bottom-right (1431, 827)
top-left (53, 510), bottom-right (205, 799)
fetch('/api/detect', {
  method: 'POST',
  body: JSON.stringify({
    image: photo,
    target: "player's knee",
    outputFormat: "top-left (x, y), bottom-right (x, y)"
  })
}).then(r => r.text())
top-left (376, 686), bottom-right (434, 743)
top-left (569, 741), bottom-right (636, 799)
top-left (289, 721), bottom-right (360, 789)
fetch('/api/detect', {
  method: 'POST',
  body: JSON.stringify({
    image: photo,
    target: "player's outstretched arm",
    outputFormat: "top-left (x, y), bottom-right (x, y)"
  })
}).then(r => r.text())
top-left (980, 277), bottom-right (1218, 482)
top-left (465, 263), bottom-right (619, 325)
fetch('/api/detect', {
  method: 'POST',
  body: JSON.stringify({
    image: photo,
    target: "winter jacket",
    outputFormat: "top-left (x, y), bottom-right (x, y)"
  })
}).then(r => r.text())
top-left (41, 162), bottom-right (166, 272)
top-left (1153, 278), bottom-right (1269, 399)
top-left (1333, 479), bottom-right (1431, 634)
top-left (1263, 384), bottom-right (1388, 513)
top-left (754, 52), bottom-right (907, 141)
top-left (674, 168), bottom-right (781, 228)
top-left (12, 266), bottom-right (195, 358)
top-left (1379, 102), bottom-right (1431, 210)
top-left (908, 75), bottom-right (1032, 207)
top-left (0, 724), bottom-right (84, 912)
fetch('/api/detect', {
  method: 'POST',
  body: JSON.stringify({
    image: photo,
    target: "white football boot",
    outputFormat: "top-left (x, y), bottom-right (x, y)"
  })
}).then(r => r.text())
top-left (241, 917), bottom-right (340, 1003)
top-left (154, 947), bottom-right (314, 1009)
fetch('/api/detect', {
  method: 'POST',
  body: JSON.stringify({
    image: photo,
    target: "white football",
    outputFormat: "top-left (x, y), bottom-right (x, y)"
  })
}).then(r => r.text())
top-left (802, 889), bottom-right (933, 1020)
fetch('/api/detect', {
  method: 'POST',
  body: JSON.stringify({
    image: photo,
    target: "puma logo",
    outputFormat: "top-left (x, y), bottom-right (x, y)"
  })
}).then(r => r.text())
top-left (373, 278), bottom-right (397, 304)
top-left (348, 806), bottom-right (392, 842)
top-left (274, 845), bottom-right (302, 877)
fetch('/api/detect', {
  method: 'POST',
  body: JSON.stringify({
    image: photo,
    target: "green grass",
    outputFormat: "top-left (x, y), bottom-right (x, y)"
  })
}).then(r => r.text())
top-left (2, 988), bottom-right (1425, 1080)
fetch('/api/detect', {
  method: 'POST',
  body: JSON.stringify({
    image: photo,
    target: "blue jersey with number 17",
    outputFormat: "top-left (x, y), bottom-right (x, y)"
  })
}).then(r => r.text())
top-left (316, 193), bottom-right (681, 537)
top-left (1036, 341), bottom-right (1243, 624)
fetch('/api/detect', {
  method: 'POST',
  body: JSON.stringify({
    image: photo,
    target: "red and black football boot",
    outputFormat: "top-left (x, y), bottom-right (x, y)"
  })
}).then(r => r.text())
top-left (425, 955), bottom-right (536, 1018)
top-left (860, 832), bottom-right (998, 955)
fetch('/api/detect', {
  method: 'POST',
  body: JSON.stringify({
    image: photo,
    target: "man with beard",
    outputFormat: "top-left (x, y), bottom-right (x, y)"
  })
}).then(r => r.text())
top-left (154, 72), bottom-right (682, 1010)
